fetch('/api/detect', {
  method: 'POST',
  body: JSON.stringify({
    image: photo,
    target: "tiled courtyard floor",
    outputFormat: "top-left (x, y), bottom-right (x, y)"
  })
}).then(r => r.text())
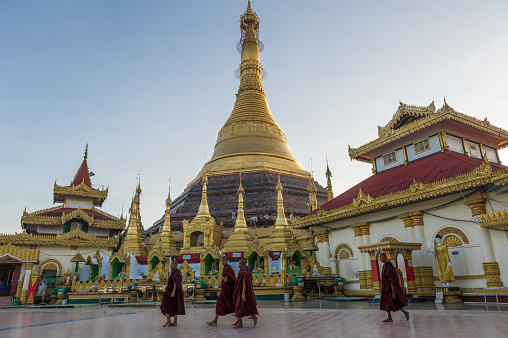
top-left (1, 300), bottom-right (508, 337)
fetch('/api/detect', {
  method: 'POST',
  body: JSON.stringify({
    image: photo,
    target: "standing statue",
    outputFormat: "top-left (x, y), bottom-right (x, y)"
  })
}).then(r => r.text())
top-left (431, 235), bottom-right (455, 286)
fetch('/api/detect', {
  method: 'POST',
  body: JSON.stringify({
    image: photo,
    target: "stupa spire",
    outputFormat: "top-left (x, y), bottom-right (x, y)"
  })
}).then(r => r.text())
top-left (196, 174), bottom-right (211, 217)
top-left (266, 174), bottom-right (293, 250)
top-left (222, 174), bottom-right (251, 253)
top-left (325, 163), bottom-right (334, 202)
top-left (307, 176), bottom-right (318, 211)
top-left (122, 182), bottom-right (147, 256)
top-left (191, 0), bottom-right (308, 184)
top-left (275, 174), bottom-right (288, 227)
top-left (233, 174), bottom-right (248, 231)
top-left (159, 184), bottom-right (178, 256)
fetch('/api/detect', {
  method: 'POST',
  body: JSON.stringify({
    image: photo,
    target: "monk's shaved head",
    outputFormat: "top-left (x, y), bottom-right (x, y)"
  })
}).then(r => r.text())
top-left (171, 260), bottom-right (178, 268)
top-left (239, 258), bottom-right (247, 267)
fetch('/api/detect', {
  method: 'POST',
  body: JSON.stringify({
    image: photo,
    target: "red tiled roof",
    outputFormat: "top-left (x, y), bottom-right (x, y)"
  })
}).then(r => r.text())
top-left (72, 158), bottom-right (92, 187)
top-left (313, 151), bottom-right (506, 213)
top-left (35, 207), bottom-right (116, 221)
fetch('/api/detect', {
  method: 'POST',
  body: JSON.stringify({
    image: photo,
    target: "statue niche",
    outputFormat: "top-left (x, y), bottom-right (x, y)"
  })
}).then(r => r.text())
top-left (190, 231), bottom-right (205, 247)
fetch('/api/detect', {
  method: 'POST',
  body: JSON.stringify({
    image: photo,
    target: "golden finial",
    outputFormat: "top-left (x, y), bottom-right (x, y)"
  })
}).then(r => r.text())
top-left (238, 173), bottom-right (244, 195)
top-left (84, 143), bottom-right (88, 159)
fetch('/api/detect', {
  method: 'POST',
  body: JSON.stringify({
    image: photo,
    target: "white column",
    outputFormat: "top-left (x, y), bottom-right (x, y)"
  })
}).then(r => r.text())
top-left (405, 225), bottom-right (419, 267)
top-left (355, 235), bottom-right (365, 272)
top-left (22, 266), bottom-right (32, 290)
top-left (317, 241), bottom-right (324, 265)
top-left (362, 232), bottom-right (371, 272)
top-left (322, 240), bottom-right (330, 267)
top-left (414, 225), bottom-right (428, 265)
top-left (477, 227), bottom-right (495, 262)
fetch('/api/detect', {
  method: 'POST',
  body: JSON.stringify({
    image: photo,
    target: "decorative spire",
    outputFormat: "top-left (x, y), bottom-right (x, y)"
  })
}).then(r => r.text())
top-left (325, 162), bottom-right (334, 202)
top-left (307, 175), bottom-right (318, 211)
top-left (266, 174), bottom-right (293, 251)
top-left (196, 174), bottom-right (211, 217)
top-left (275, 174), bottom-right (288, 227)
top-left (158, 183), bottom-right (178, 256)
top-left (222, 174), bottom-right (251, 253)
top-left (71, 145), bottom-right (92, 187)
top-left (233, 174), bottom-right (248, 231)
top-left (122, 182), bottom-right (147, 256)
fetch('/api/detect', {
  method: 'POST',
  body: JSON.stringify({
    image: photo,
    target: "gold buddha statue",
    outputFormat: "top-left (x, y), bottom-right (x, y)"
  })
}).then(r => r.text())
top-left (431, 235), bottom-right (455, 285)
top-left (254, 256), bottom-right (264, 273)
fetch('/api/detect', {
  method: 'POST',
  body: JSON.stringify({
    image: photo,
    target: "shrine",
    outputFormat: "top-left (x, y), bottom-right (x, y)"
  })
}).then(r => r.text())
top-left (294, 100), bottom-right (508, 302)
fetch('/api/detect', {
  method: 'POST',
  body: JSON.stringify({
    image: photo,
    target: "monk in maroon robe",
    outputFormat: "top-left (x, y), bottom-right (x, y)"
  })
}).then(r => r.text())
top-left (379, 253), bottom-right (409, 322)
top-left (207, 256), bottom-right (236, 326)
top-left (233, 258), bottom-right (258, 329)
top-left (161, 260), bottom-right (185, 327)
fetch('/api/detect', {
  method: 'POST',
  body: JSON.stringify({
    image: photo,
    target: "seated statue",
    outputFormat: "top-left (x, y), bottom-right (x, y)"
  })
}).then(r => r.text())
top-left (36, 278), bottom-right (48, 297)
top-left (272, 265), bottom-right (279, 274)
top-left (211, 259), bottom-right (220, 275)
top-left (254, 257), bottom-right (264, 273)
top-left (311, 264), bottom-right (322, 277)
top-left (288, 256), bottom-right (299, 270)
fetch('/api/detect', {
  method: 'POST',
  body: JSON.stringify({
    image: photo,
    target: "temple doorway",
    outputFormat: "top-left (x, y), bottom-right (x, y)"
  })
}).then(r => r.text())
top-left (0, 263), bottom-right (20, 296)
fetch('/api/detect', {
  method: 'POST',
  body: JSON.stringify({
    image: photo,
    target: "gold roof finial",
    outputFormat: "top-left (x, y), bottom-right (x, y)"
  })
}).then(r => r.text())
top-left (196, 173), bottom-right (211, 216)
top-left (325, 158), bottom-right (334, 202)
top-left (158, 180), bottom-right (178, 256)
top-left (84, 143), bottom-right (88, 159)
top-left (234, 174), bottom-right (247, 230)
top-left (166, 179), bottom-right (172, 207)
top-left (275, 174), bottom-right (288, 227)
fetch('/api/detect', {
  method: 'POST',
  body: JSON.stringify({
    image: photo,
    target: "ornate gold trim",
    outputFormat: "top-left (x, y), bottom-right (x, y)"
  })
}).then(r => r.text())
top-left (37, 259), bottom-right (62, 276)
top-left (481, 209), bottom-right (508, 228)
top-left (349, 102), bottom-right (508, 160)
top-left (0, 243), bottom-right (39, 262)
top-left (0, 229), bottom-right (119, 247)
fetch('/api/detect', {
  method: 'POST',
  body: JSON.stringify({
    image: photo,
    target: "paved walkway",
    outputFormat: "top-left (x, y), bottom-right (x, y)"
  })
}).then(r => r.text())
top-left (1, 300), bottom-right (508, 337)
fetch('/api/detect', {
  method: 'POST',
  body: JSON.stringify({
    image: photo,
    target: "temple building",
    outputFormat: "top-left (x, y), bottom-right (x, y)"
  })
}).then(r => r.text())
top-left (146, 0), bottom-right (327, 237)
top-left (293, 101), bottom-right (508, 300)
top-left (0, 146), bottom-right (126, 304)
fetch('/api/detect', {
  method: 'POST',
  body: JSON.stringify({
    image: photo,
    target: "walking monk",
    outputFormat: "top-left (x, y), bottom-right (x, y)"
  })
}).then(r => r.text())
top-left (207, 256), bottom-right (236, 326)
top-left (161, 260), bottom-right (185, 327)
top-left (233, 258), bottom-right (258, 329)
top-left (379, 253), bottom-right (409, 322)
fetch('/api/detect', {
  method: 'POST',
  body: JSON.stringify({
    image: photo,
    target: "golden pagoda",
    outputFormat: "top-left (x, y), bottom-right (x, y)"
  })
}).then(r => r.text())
top-left (191, 0), bottom-right (308, 183)
top-left (222, 175), bottom-right (252, 253)
top-left (121, 182), bottom-right (147, 256)
top-left (265, 175), bottom-right (294, 251)
top-left (157, 185), bottom-right (178, 257)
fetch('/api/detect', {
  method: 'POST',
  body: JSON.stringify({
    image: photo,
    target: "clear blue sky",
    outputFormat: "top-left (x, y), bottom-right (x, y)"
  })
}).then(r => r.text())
top-left (1, 0), bottom-right (508, 234)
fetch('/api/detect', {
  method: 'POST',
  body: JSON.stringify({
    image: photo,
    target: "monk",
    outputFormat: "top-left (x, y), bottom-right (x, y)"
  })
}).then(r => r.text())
top-left (207, 256), bottom-right (236, 326)
top-left (160, 260), bottom-right (185, 327)
top-left (379, 253), bottom-right (409, 322)
top-left (233, 258), bottom-right (258, 329)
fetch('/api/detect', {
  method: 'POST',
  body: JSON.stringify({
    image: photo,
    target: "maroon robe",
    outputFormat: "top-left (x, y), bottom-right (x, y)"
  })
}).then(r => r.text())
top-left (160, 268), bottom-right (185, 316)
top-left (233, 266), bottom-right (258, 318)
top-left (380, 261), bottom-right (408, 312)
top-left (216, 264), bottom-right (236, 315)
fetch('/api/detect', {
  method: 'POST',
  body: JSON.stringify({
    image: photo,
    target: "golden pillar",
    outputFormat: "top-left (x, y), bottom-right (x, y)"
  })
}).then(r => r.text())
top-left (404, 250), bottom-right (417, 294)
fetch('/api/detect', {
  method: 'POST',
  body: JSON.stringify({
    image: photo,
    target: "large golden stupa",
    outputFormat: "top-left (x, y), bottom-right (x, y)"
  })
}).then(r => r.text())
top-left (148, 1), bottom-right (327, 233)
top-left (192, 1), bottom-right (308, 183)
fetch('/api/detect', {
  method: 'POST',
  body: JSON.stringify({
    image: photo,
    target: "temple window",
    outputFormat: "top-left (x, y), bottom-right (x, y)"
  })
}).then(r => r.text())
top-left (413, 138), bottom-right (431, 154)
top-left (469, 144), bottom-right (479, 158)
top-left (383, 151), bottom-right (397, 166)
